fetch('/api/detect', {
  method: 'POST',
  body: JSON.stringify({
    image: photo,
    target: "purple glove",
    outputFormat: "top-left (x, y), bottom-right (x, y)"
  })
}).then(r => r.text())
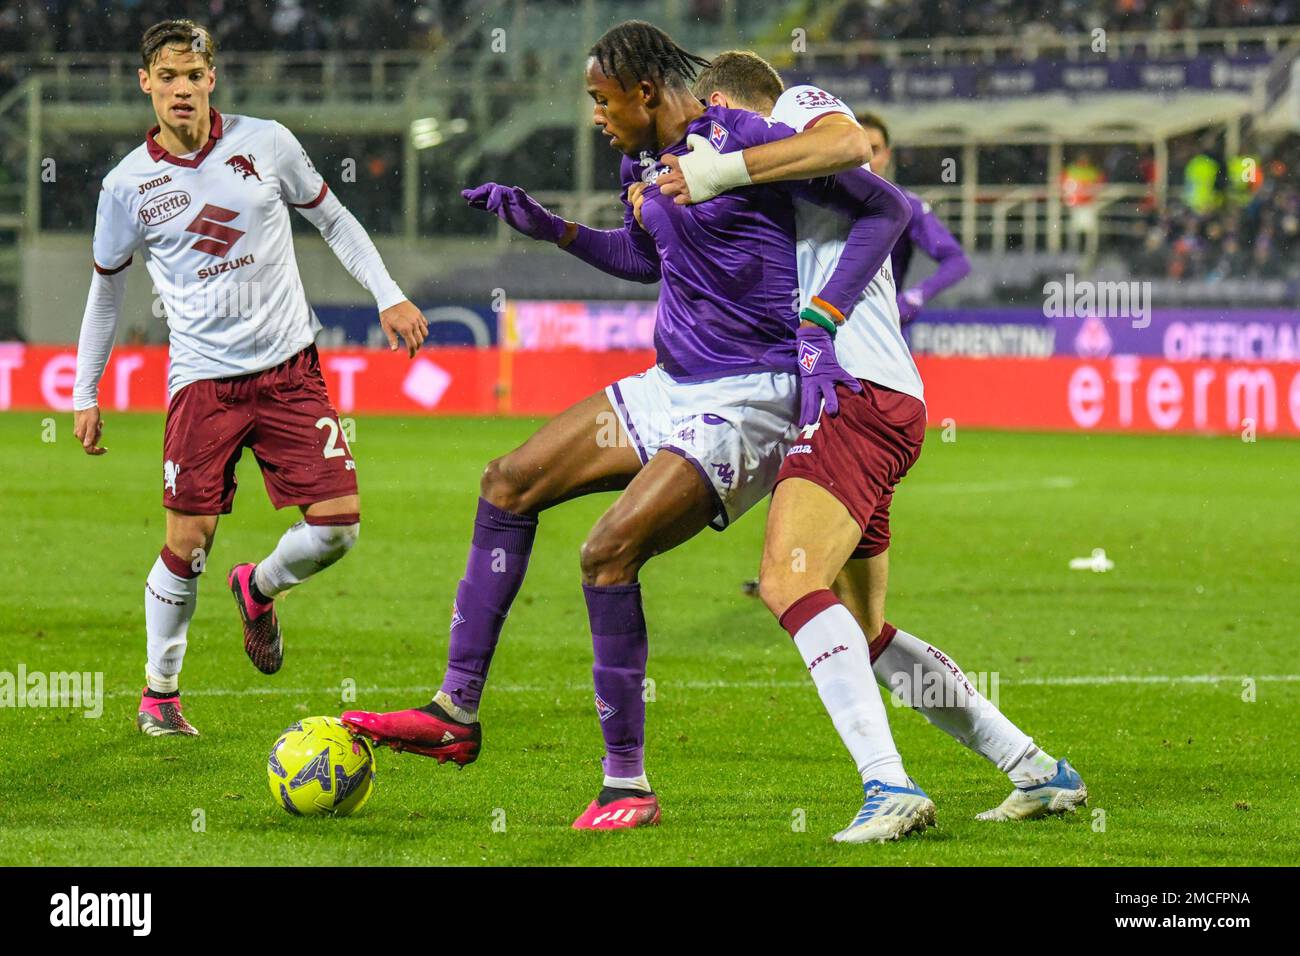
top-left (462, 183), bottom-right (566, 242)
top-left (795, 324), bottom-right (862, 427)
top-left (896, 288), bottom-right (924, 326)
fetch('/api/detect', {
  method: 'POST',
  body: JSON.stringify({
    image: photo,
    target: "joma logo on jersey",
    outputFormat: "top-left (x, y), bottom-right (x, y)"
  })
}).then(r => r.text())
top-left (185, 203), bottom-right (245, 257)
top-left (138, 189), bottom-right (191, 226)
top-left (226, 154), bottom-right (260, 181)
top-left (137, 174), bottom-right (172, 195)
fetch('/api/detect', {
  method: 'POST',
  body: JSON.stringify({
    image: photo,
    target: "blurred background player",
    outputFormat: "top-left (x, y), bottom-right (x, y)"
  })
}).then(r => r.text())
top-left (667, 52), bottom-right (1087, 834)
top-left (71, 19), bottom-right (427, 736)
top-left (342, 20), bottom-right (892, 830)
top-left (854, 111), bottom-right (972, 326)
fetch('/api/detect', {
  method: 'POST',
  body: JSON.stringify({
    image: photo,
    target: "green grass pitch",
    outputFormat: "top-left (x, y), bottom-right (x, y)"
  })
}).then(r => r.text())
top-left (1, 411), bottom-right (1296, 866)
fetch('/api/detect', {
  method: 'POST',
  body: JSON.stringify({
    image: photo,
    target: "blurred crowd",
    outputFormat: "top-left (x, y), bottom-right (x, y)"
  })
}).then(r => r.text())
top-left (1134, 156), bottom-right (1300, 282)
top-left (833, 0), bottom-right (1300, 41)
top-left (1, 0), bottom-right (1296, 60)
top-left (0, 0), bottom-right (471, 55)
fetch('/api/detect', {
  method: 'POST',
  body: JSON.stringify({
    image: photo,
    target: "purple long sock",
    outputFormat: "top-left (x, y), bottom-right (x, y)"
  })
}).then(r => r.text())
top-left (583, 583), bottom-right (649, 780)
top-left (439, 497), bottom-right (538, 711)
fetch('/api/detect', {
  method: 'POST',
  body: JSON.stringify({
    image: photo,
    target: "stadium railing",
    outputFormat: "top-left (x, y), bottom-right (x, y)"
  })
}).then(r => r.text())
top-left (0, 23), bottom-right (1292, 256)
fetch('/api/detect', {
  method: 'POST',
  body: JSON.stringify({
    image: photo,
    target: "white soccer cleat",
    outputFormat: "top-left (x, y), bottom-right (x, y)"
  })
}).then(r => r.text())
top-left (977, 758), bottom-right (1087, 821)
top-left (833, 778), bottom-right (936, 844)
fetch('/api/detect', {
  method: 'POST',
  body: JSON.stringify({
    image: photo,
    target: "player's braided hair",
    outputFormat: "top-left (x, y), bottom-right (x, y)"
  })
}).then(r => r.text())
top-left (589, 20), bottom-right (711, 92)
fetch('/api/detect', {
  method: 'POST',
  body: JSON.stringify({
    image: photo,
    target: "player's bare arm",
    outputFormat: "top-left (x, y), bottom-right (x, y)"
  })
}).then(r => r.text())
top-left (657, 113), bottom-right (869, 204)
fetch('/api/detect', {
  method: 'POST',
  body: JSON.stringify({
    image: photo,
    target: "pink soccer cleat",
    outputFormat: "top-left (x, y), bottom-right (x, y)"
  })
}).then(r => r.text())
top-left (136, 688), bottom-right (199, 737)
top-left (228, 562), bottom-right (283, 675)
top-left (341, 701), bottom-right (481, 765)
top-left (571, 788), bottom-right (661, 830)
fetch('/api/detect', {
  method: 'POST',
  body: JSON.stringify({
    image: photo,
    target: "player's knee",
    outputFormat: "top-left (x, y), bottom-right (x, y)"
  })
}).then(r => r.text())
top-left (308, 521), bottom-right (359, 567)
top-left (165, 517), bottom-right (217, 568)
top-left (757, 563), bottom-right (803, 620)
top-left (579, 526), bottom-right (643, 586)
top-left (479, 455), bottom-right (537, 514)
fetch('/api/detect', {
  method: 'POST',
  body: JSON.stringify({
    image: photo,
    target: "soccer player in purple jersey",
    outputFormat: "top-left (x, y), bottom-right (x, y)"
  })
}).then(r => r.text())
top-left (856, 112), bottom-right (971, 326)
top-left (342, 21), bottom-right (908, 829)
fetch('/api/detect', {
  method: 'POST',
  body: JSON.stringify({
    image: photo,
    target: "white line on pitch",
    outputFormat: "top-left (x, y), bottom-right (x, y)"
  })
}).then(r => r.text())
top-left (94, 672), bottom-right (1300, 700)
top-left (913, 476), bottom-right (1077, 495)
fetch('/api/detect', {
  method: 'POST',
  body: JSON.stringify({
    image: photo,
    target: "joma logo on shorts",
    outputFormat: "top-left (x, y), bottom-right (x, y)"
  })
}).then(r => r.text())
top-left (788, 443), bottom-right (812, 455)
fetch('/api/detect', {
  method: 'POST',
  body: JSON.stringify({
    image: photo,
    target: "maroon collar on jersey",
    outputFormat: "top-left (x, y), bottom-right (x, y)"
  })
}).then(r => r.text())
top-left (146, 108), bottom-right (224, 168)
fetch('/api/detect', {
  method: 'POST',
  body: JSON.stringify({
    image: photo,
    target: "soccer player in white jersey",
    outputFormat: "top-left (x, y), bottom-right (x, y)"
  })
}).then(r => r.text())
top-left (657, 53), bottom-right (1087, 839)
top-left (72, 20), bottom-right (428, 737)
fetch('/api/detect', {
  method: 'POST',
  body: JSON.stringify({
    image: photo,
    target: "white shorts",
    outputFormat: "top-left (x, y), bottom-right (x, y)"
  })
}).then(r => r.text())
top-left (606, 365), bottom-right (799, 530)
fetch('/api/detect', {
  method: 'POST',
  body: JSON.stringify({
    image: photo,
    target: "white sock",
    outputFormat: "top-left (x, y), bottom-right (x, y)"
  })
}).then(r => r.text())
top-left (790, 600), bottom-right (908, 787)
top-left (254, 519), bottom-right (359, 597)
top-left (432, 689), bottom-right (477, 725)
top-left (872, 626), bottom-right (1057, 786)
top-left (1006, 745), bottom-right (1061, 788)
top-left (603, 773), bottom-right (651, 793)
top-left (144, 553), bottom-right (199, 693)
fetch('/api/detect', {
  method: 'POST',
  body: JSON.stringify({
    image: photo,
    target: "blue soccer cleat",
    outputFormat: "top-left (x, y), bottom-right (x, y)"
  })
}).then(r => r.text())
top-left (833, 778), bottom-right (936, 843)
top-left (976, 758), bottom-right (1088, 821)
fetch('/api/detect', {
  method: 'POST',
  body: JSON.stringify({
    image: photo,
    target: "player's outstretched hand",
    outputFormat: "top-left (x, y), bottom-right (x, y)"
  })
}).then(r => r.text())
top-left (380, 300), bottom-right (429, 358)
top-left (795, 324), bottom-right (862, 427)
top-left (461, 183), bottom-right (567, 242)
top-left (74, 406), bottom-right (106, 456)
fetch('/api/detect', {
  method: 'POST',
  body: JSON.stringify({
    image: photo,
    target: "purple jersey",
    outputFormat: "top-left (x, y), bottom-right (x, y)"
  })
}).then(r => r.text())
top-left (890, 189), bottom-right (971, 302)
top-left (626, 107), bottom-right (801, 381)
top-left (565, 106), bottom-right (903, 378)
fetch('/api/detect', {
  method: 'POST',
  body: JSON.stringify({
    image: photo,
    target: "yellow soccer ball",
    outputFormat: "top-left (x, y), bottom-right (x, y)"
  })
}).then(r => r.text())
top-left (267, 716), bottom-right (376, 817)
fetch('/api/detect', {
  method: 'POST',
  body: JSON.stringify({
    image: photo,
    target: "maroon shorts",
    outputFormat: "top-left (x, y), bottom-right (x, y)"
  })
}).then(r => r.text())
top-left (776, 379), bottom-right (926, 559)
top-left (162, 345), bottom-right (358, 515)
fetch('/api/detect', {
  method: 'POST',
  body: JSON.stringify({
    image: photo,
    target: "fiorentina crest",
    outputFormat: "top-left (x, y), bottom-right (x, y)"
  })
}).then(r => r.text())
top-left (1074, 314), bottom-right (1113, 358)
top-left (594, 693), bottom-right (618, 722)
top-left (709, 121), bottom-right (728, 151)
top-left (798, 339), bottom-right (822, 373)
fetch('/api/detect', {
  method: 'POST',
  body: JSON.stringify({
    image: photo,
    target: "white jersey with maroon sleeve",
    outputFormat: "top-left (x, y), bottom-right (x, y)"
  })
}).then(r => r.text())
top-left (93, 109), bottom-right (331, 396)
top-left (770, 86), bottom-right (924, 402)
